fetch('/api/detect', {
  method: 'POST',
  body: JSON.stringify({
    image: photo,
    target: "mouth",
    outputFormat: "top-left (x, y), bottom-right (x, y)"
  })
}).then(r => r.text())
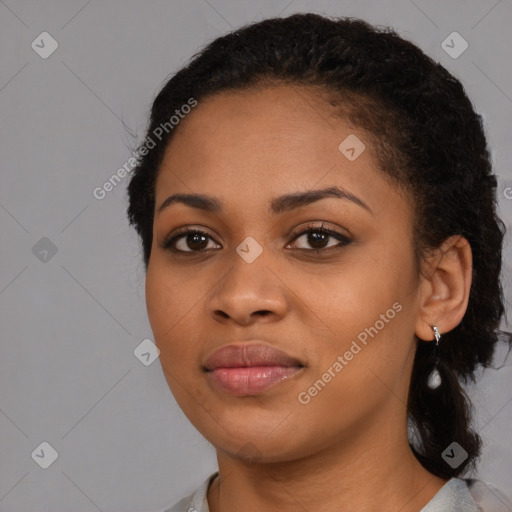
top-left (203, 342), bottom-right (305, 396)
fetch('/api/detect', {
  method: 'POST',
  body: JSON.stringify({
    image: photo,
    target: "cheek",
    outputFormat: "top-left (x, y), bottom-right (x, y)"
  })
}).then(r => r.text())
top-left (311, 250), bottom-right (410, 330)
top-left (145, 263), bottom-right (171, 340)
top-left (145, 262), bottom-right (208, 413)
top-left (305, 246), bottom-right (417, 382)
top-left (145, 260), bottom-right (195, 361)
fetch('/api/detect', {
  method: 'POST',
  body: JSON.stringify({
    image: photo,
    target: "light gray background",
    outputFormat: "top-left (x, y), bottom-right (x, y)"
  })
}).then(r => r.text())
top-left (1, 1), bottom-right (511, 511)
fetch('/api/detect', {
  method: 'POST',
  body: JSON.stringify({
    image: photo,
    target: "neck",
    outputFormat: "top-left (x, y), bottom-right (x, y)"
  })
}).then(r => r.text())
top-left (207, 418), bottom-right (447, 512)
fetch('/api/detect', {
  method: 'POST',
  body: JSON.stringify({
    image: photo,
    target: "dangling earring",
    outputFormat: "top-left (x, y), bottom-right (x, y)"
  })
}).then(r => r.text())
top-left (427, 325), bottom-right (442, 389)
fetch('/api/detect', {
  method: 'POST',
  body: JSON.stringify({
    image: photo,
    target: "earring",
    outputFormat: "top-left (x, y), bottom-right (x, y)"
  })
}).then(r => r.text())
top-left (427, 325), bottom-right (442, 389)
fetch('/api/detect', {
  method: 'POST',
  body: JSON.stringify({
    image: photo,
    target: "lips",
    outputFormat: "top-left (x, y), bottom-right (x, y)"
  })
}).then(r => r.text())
top-left (203, 343), bottom-right (304, 395)
top-left (204, 343), bottom-right (303, 370)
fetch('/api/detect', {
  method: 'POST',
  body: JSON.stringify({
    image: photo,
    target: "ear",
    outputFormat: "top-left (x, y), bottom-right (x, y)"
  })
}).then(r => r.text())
top-left (415, 235), bottom-right (472, 341)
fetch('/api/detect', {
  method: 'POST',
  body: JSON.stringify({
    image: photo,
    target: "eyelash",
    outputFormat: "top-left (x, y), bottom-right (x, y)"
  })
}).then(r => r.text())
top-left (162, 223), bottom-right (352, 256)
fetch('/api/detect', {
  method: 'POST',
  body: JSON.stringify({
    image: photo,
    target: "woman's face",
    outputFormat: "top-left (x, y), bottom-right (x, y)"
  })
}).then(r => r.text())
top-left (146, 84), bottom-right (424, 462)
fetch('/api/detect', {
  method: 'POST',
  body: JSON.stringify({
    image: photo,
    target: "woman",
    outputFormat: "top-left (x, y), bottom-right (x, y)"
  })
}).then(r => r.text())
top-left (127, 13), bottom-right (510, 511)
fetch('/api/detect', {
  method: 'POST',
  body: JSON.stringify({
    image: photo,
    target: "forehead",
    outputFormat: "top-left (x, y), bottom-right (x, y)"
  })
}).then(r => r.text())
top-left (166, 86), bottom-right (337, 157)
top-left (154, 85), bottom-right (408, 221)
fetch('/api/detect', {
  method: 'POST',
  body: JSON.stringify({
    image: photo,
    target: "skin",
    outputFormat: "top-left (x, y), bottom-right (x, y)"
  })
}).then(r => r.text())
top-left (145, 84), bottom-right (472, 511)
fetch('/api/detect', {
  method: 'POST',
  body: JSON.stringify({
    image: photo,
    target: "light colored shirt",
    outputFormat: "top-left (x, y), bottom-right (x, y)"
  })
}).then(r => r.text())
top-left (163, 473), bottom-right (480, 512)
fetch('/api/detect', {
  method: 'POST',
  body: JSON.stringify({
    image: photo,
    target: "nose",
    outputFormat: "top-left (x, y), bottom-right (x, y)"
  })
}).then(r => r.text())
top-left (207, 259), bottom-right (289, 326)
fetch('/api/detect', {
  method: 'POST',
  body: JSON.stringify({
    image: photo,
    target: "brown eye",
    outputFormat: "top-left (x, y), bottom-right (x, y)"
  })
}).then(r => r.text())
top-left (163, 229), bottom-right (220, 253)
top-left (162, 224), bottom-right (352, 256)
top-left (288, 226), bottom-right (352, 253)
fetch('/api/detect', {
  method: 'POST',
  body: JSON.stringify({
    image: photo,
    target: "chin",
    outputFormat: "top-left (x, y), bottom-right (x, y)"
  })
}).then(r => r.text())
top-left (190, 407), bottom-right (314, 459)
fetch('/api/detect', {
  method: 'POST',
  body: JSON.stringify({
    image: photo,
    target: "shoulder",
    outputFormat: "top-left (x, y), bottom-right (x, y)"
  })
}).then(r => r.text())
top-left (162, 473), bottom-right (217, 512)
top-left (163, 474), bottom-right (482, 512)
top-left (421, 478), bottom-right (480, 512)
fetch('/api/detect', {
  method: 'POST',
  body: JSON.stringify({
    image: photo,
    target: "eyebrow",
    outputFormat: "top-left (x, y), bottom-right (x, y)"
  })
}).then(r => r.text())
top-left (157, 186), bottom-right (372, 215)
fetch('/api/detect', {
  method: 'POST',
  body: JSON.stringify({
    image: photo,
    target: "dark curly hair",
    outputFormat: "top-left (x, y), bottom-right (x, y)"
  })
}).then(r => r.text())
top-left (126, 13), bottom-right (510, 479)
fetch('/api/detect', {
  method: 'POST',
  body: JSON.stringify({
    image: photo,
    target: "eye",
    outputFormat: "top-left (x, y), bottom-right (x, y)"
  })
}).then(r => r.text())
top-left (286, 223), bottom-right (352, 254)
top-left (162, 223), bottom-right (352, 255)
top-left (162, 228), bottom-right (220, 253)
